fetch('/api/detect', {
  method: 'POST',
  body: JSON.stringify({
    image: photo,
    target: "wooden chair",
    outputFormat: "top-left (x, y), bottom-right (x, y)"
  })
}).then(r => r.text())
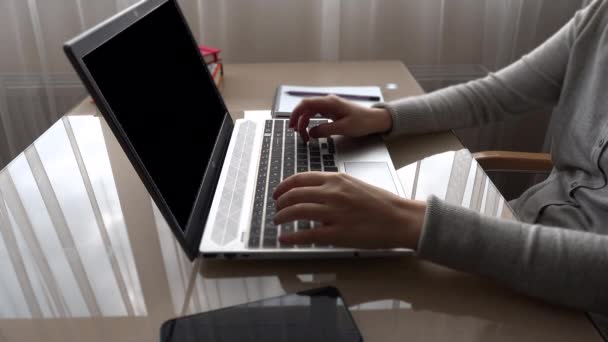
top-left (472, 151), bottom-right (553, 173)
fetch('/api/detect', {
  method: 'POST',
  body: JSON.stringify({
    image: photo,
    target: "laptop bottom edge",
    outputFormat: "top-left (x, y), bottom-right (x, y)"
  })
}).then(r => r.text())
top-left (200, 249), bottom-right (414, 260)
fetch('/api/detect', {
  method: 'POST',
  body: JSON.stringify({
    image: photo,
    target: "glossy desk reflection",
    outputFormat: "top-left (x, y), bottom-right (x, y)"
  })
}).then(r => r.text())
top-left (0, 115), bottom-right (599, 342)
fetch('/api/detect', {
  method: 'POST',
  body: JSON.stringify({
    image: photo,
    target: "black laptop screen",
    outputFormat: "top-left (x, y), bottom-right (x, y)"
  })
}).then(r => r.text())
top-left (83, 2), bottom-right (226, 228)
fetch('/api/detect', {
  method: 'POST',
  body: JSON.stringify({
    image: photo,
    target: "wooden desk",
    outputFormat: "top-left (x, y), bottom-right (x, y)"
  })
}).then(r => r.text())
top-left (0, 61), bottom-right (600, 341)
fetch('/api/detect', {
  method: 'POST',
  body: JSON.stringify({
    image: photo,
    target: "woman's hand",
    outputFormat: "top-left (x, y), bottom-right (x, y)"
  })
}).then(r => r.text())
top-left (289, 95), bottom-right (392, 142)
top-left (272, 172), bottom-right (426, 249)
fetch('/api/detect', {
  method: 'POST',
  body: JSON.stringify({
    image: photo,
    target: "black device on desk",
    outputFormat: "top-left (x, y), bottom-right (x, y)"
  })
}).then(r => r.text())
top-left (160, 287), bottom-right (363, 342)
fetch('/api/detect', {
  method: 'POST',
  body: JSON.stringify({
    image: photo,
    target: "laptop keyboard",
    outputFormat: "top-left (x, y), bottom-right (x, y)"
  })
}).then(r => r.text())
top-left (249, 119), bottom-right (337, 249)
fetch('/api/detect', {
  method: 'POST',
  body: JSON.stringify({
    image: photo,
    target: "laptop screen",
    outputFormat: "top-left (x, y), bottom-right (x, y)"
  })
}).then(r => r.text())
top-left (83, 1), bottom-right (226, 229)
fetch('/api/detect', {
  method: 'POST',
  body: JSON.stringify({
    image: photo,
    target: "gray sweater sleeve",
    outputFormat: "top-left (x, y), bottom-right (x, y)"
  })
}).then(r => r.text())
top-left (420, 196), bottom-right (608, 314)
top-left (375, 3), bottom-right (585, 137)
top-left (377, 2), bottom-right (608, 313)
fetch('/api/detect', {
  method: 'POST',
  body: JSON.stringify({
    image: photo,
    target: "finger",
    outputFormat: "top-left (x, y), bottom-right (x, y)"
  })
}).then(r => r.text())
top-left (273, 172), bottom-right (327, 200)
top-left (308, 120), bottom-right (348, 138)
top-left (290, 97), bottom-right (339, 129)
top-left (279, 225), bottom-right (338, 245)
top-left (290, 99), bottom-right (312, 129)
top-left (297, 112), bottom-right (316, 142)
top-left (274, 203), bottom-right (330, 224)
top-left (275, 187), bottom-right (325, 211)
top-left (289, 101), bottom-right (307, 129)
top-left (289, 99), bottom-right (309, 129)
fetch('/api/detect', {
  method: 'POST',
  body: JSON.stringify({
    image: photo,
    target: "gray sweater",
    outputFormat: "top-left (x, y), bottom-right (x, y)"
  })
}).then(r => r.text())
top-left (376, 0), bottom-right (608, 314)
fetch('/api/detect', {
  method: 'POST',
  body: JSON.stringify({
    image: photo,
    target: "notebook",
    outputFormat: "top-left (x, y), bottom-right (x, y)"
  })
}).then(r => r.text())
top-left (272, 85), bottom-right (384, 118)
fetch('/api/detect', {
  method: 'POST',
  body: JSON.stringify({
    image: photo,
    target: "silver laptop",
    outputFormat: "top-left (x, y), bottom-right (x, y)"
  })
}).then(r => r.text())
top-left (64, 0), bottom-right (410, 260)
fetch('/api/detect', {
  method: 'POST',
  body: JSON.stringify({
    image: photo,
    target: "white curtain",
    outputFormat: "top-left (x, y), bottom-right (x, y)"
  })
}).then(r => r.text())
top-left (0, 0), bottom-right (587, 167)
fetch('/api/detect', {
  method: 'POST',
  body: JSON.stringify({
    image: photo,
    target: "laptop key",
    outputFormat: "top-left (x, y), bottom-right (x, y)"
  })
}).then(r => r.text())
top-left (248, 217), bottom-right (262, 248)
top-left (263, 229), bottom-right (278, 248)
top-left (282, 222), bottom-right (296, 235)
top-left (327, 138), bottom-right (336, 154)
top-left (263, 237), bottom-right (277, 248)
top-left (251, 208), bottom-right (262, 219)
top-left (248, 234), bottom-right (261, 248)
top-left (324, 166), bottom-right (339, 172)
top-left (298, 221), bottom-right (311, 230)
top-left (279, 223), bottom-right (296, 249)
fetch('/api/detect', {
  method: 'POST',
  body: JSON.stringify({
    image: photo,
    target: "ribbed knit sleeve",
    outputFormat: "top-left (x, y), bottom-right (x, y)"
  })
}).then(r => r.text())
top-left (374, 2), bottom-right (596, 138)
top-left (419, 196), bottom-right (608, 314)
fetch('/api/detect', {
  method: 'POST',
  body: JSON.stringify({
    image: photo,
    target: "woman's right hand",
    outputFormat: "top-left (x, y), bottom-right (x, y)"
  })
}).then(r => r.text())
top-left (289, 95), bottom-right (393, 142)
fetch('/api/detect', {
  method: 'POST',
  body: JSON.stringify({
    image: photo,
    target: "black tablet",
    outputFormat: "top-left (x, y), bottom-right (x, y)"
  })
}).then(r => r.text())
top-left (160, 287), bottom-right (363, 342)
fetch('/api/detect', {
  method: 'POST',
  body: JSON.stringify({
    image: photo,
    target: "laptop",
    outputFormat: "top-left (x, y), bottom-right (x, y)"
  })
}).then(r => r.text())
top-left (64, 0), bottom-right (410, 260)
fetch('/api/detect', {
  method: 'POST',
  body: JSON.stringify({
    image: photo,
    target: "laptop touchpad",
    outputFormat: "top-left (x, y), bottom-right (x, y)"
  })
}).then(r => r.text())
top-left (344, 162), bottom-right (398, 195)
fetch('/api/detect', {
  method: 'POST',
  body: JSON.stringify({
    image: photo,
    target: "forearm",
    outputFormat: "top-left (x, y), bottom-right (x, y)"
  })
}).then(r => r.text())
top-left (375, 14), bottom-right (576, 137)
top-left (418, 195), bottom-right (608, 314)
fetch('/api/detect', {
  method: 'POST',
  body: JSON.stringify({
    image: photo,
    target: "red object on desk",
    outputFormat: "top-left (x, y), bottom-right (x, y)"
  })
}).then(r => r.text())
top-left (199, 45), bottom-right (221, 64)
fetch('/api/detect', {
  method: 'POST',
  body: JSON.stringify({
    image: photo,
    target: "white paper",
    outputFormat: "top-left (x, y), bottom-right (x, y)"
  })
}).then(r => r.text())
top-left (277, 85), bottom-right (384, 113)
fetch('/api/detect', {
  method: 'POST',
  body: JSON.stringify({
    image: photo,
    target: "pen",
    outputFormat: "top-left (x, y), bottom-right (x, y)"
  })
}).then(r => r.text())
top-left (286, 91), bottom-right (381, 102)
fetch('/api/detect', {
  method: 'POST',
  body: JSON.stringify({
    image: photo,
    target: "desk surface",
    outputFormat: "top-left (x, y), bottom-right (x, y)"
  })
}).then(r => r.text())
top-left (0, 61), bottom-right (600, 341)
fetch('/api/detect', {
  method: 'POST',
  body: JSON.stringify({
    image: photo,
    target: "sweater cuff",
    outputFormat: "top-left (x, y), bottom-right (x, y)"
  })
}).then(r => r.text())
top-left (417, 195), bottom-right (484, 267)
top-left (373, 97), bottom-right (439, 138)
